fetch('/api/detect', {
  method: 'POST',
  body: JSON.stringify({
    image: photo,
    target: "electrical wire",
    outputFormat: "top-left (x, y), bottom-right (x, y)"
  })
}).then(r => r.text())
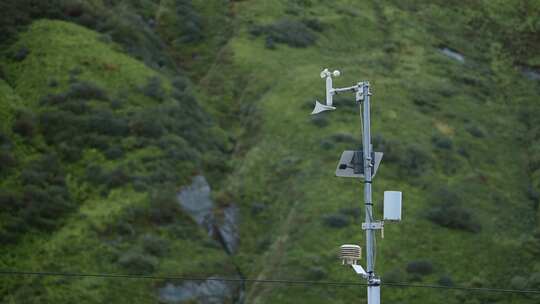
top-left (2, 270), bottom-right (540, 295)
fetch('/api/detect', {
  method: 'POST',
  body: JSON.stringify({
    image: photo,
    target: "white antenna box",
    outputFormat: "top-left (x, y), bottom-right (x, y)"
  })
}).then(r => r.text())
top-left (383, 191), bottom-right (402, 221)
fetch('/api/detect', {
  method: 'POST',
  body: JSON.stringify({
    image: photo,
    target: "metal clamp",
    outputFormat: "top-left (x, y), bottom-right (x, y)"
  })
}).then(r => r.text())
top-left (362, 222), bottom-right (384, 230)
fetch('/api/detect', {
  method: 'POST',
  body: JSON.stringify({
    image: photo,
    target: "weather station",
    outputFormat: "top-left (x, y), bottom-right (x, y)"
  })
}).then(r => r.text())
top-left (311, 68), bottom-right (403, 304)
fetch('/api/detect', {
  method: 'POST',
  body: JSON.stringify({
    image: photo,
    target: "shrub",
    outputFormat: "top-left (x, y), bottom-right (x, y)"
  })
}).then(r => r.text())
top-left (87, 110), bottom-right (129, 136)
top-left (432, 134), bottom-right (453, 150)
top-left (398, 144), bottom-right (431, 176)
top-left (12, 46), bottom-right (30, 61)
top-left (438, 275), bottom-right (453, 287)
top-left (250, 202), bottom-right (267, 215)
top-left (330, 132), bottom-right (356, 143)
top-left (129, 113), bottom-right (164, 138)
top-left (265, 36), bottom-right (276, 49)
top-left (141, 76), bottom-right (166, 101)
top-left (105, 167), bottom-right (131, 189)
top-left (104, 146), bottom-right (124, 160)
top-left (141, 234), bottom-right (168, 257)
top-left (308, 266), bottom-right (327, 280)
top-left (171, 76), bottom-right (188, 92)
top-left (118, 250), bottom-right (158, 273)
top-left (148, 189), bottom-right (180, 224)
top-left (67, 81), bottom-right (108, 100)
top-left (172, 0), bottom-right (203, 44)
top-left (510, 276), bottom-right (528, 290)
top-left (319, 139), bottom-right (334, 150)
top-left (426, 187), bottom-right (481, 232)
top-left (20, 178), bottom-right (73, 231)
top-left (39, 92), bottom-right (68, 105)
top-left (406, 260), bottom-right (434, 275)
top-left (12, 110), bottom-right (36, 137)
top-left (251, 19), bottom-right (317, 48)
top-left (0, 151), bottom-right (16, 171)
top-left (465, 124), bottom-right (485, 138)
top-left (301, 18), bottom-right (324, 32)
top-left (383, 268), bottom-right (404, 283)
top-left (339, 207), bottom-right (361, 218)
top-left (311, 114), bottom-right (329, 128)
top-left (322, 213), bottom-right (350, 228)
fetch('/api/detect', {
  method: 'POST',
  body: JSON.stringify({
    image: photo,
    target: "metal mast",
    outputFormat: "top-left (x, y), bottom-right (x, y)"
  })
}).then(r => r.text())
top-left (312, 69), bottom-right (402, 304)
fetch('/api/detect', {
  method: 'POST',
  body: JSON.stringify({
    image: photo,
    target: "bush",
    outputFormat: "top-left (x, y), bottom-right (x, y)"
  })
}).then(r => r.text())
top-left (118, 250), bottom-right (158, 273)
top-left (148, 189), bottom-right (180, 224)
top-left (465, 124), bottom-right (485, 138)
top-left (12, 110), bottom-right (36, 137)
top-left (311, 114), bottom-right (329, 128)
top-left (319, 139), bottom-right (334, 150)
top-left (438, 275), bottom-right (453, 287)
top-left (308, 266), bottom-right (327, 280)
top-left (383, 268), bottom-right (404, 283)
top-left (510, 276), bottom-right (528, 290)
top-left (406, 260), bottom-right (434, 275)
top-left (17, 155), bottom-right (74, 232)
top-left (141, 234), bottom-right (168, 257)
top-left (301, 18), bottom-right (324, 32)
top-left (426, 187), bottom-right (481, 232)
top-left (399, 144), bottom-right (431, 176)
top-left (172, 0), bottom-right (203, 44)
top-left (141, 76), bottom-right (166, 101)
top-left (339, 207), bottom-right (361, 218)
top-left (104, 145), bottom-right (124, 160)
top-left (322, 213), bottom-right (350, 228)
top-left (432, 134), bottom-right (453, 150)
top-left (129, 113), bottom-right (164, 138)
top-left (251, 19), bottom-right (317, 48)
top-left (12, 46), bottom-right (30, 61)
top-left (67, 81), bottom-right (108, 100)
top-left (330, 132), bottom-right (356, 143)
top-left (0, 151), bottom-right (16, 171)
top-left (105, 167), bottom-right (131, 189)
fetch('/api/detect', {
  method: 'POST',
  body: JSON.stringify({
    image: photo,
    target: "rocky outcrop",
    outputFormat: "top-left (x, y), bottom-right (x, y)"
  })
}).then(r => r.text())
top-left (159, 277), bottom-right (243, 304)
top-left (177, 175), bottom-right (215, 235)
top-left (216, 204), bottom-right (240, 254)
top-left (168, 175), bottom-right (243, 304)
top-left (177, 175), bottom-right (240, 254)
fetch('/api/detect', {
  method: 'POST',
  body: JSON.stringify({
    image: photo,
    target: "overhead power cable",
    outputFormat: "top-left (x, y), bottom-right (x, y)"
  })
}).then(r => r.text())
top-left (1, 270), bottom-right (540, 295)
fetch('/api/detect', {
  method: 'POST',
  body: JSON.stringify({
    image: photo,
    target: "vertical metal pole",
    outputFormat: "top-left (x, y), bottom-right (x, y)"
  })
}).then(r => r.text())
top-left (361, 82), bottom-right (373, 274)
top-left (360, 82), bottom-right (380, 303)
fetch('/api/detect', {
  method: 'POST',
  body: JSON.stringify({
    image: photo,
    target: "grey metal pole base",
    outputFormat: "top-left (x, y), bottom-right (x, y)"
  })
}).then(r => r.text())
top-left (368, 283), bottom-right (380, 304)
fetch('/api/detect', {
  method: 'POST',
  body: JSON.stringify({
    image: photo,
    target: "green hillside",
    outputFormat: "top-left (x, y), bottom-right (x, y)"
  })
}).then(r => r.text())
top-left (1, 1), bottom-right (539, 303)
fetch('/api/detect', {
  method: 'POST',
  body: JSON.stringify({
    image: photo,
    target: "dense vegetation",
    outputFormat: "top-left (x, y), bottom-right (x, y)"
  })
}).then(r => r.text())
top-left (1, 0), bottom-right (539, 303)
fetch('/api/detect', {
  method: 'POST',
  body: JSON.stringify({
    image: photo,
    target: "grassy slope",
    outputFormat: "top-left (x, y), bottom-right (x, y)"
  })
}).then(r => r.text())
top-left (0, 20), bottom-right (234, 303)
top-left (204, 1), bottom-right (540, 303)
top-left (0, 1), bottom-right (539, 304)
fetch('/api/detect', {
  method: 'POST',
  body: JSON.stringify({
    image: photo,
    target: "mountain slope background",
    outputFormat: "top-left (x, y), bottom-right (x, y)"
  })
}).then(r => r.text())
top-left (1, 1), bottom-right (539, 303)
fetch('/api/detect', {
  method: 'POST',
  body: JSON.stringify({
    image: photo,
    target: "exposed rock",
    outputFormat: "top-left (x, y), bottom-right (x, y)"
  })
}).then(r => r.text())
top-left (177, 175), bottom-right (215, 235)
top-left (177, 176), bottom-right (240, 254)
top-left (216, 205), bottom-right (240, 254)
top-left (439, 47), bottom-right (465, 63)
top-left (159, 277), bottom-right (241, 304)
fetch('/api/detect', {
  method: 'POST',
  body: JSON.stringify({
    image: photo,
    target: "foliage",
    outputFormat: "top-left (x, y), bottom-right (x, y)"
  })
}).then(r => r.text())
top-left (250, 18), bottom-right (318, 48)
top-left (118, 250), bottom-right (158, 273)
top-left (406, 260), bottom-right (434, 275)
top-left (425, 187), bottom-right (481, 233)
top-left (322, 213), bottom-right (350, 228)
